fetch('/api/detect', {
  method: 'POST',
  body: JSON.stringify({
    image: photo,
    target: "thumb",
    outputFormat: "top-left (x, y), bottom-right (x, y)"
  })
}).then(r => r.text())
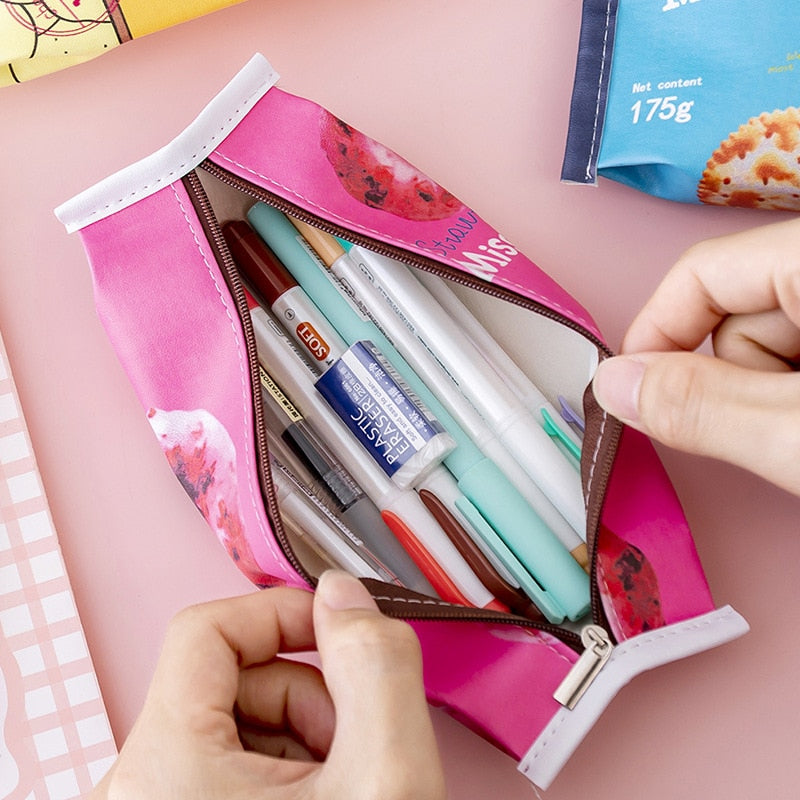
top-left (592, 351), bottom-right (800, 495)
top-left (311, 571), bottom-right (445, 799)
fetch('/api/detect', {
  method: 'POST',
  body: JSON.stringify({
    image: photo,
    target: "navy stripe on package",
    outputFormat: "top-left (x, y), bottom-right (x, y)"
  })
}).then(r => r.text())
top-left (561, 0), bottom-right (620, 185)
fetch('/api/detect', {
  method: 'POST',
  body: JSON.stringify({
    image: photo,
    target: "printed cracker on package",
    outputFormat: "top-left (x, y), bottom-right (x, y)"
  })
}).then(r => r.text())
top-left (561, 0), bottom-right (800, 211)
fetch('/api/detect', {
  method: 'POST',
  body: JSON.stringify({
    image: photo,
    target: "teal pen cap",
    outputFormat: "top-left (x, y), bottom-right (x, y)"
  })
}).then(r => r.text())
top-left (453, 494), bottom-right (566, 623)
top-left (334, 235), bottom-right (353, 252)
top-left (458, 459), bottom-right (590, 621)
top-left (246, 203), bottom-right (590, 617)
top-left (541, 407), bottom-right (582, 464)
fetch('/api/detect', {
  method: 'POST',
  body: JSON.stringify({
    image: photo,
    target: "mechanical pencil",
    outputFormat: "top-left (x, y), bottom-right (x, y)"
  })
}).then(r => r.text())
top-left (258, 363), bottom-right (433, 592)
top-left (269, 455), bottom-right (401, 584)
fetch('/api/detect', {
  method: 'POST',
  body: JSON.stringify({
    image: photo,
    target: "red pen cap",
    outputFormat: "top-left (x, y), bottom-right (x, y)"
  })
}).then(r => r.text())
top-left (222, 220), bottom-right (297, 307)
top-left (241, 286), bottom-right (259, 313)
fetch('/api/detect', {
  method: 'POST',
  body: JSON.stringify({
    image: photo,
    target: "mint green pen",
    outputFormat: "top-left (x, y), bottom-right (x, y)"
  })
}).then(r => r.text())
top-left (542, 408), bottom-right (582, 464)
top-left (246, 203), bottom-right (590, 622)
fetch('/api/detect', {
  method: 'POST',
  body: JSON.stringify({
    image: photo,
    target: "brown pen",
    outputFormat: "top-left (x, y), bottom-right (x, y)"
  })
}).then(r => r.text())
top-left (419, 489), bottom-right (546, 623)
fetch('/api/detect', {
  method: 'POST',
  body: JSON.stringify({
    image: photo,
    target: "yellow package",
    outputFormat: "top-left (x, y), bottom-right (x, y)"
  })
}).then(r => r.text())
top-left (1, 1), bottom-right (248, 86)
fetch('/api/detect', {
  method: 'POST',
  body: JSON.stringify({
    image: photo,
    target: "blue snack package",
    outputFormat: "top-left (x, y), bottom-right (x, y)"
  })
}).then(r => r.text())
top-left (562, 0), bottom-right (800, 211)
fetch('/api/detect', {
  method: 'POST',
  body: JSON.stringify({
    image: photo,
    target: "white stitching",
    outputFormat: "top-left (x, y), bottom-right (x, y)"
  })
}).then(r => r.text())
top-left (169, 183), bottom-right (291, 579)
top-left (585, 0), bottom-right (614, 182)
top-left (585, 408), bottom-right (607, 506)
top-left (527, 630), bottom-right (580, 668)
top-left (526, 708), bottom-right (571, 765)
top-left (371, 595), bottom-right (457, 609)
top-left (614, 608), bottom-right (737, 654)
top-left (74, 77), bottom-right (272, 225)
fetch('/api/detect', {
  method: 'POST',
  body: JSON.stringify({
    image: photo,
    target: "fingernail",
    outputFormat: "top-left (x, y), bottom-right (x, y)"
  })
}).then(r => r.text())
top-left (316, 570), bottom-right (377, 611)
top-left (592, 356), bottom-right (646, 423)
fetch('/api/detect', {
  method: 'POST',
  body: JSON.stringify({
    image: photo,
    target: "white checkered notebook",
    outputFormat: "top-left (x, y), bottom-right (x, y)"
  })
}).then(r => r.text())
top-left (0, 331), bottom-right (117, 799)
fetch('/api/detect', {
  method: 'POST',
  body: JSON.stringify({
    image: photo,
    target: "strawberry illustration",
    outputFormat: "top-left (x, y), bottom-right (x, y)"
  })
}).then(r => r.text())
top-left (320, 110), bottom-right (464, 221)
top-left (148, 407), bottom-right (275, 587)
top-left (596, 523), bottom-right (665, 638)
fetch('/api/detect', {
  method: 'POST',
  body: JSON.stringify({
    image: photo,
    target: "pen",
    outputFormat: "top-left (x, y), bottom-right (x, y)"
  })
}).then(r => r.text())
top-left (258, 363), bottom-right (434, 593)
top-left (290, 218), bottom-right (588, 571)
top-left (413, 462), bottom-right (520, 586)
top-left (245, 292), bottom-right (503, 609)
top-left (247, 204), bottom-right (590, 621)
top-left (267, 425), bottom-right (452, 599)
top-left (415, 269), bottom-right (584, 458)
top-left (269, 454), bottom-right (402, 584)
top-left (541, 407), bottom-right (582, 463)
top-left (228, 220), bottom-right (455, 491)
top-left (418, 488), bottom-right (544, 622)
top-left (413, 463), bottom-right (548, 618)
top-left (559, 395), bottom-right (586, 436)
top-left (260, 363), bottom-right (360, 506)
top-left (279, 510), bottom-right (340, 577)
top-left (334, 237), bottom-right (587, 538)
top-left (268, 444), bottom-right (342, 578)
top-left (225, 220), bottom-right (345, 373)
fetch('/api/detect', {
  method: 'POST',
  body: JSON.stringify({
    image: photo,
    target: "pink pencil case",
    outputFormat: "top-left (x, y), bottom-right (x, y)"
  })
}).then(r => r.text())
top-left (55, 55), bottom-right (748, 790)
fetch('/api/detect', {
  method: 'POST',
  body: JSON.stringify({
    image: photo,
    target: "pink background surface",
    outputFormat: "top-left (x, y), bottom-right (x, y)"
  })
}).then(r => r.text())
top-left (1, 2), bottom-right (798, 797)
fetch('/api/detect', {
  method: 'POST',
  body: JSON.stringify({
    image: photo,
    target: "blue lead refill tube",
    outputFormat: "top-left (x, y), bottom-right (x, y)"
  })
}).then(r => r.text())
top-left (316, 340), bottom-right (455, 490)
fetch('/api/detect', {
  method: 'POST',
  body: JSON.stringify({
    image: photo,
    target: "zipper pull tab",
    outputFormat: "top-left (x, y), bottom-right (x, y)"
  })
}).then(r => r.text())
top-left (553, 624), bottom-right (613, 710)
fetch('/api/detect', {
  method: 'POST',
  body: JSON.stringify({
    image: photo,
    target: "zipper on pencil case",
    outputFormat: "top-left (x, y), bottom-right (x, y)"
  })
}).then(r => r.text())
top-left (181, 165), bottom-right (621, 671)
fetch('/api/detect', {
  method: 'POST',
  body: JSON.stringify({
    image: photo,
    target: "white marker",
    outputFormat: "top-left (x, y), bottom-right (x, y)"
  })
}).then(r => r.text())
top-left (338, 242), bottom-right (586, 537)
top-left (415, 269), bottom-right (583, 453)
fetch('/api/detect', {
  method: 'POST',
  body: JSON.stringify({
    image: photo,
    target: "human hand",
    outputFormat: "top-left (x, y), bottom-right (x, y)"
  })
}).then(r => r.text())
top-left (91, 570), bottom-right (445, 800)
top-left (592, 217), bottom-right (800, 496)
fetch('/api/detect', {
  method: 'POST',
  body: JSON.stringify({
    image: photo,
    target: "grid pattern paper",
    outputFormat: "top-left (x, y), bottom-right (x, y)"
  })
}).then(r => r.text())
top-left (0, 332), bottom-right (117, 799)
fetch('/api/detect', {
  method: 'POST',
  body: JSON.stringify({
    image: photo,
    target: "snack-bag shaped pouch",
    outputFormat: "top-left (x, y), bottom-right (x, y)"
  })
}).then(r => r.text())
top-left (1, 0), bottom-right (249, 86)
top-left (55, 55), bottom-right (748, 789)
top-left (562, 0), bottom-right (800, 211)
